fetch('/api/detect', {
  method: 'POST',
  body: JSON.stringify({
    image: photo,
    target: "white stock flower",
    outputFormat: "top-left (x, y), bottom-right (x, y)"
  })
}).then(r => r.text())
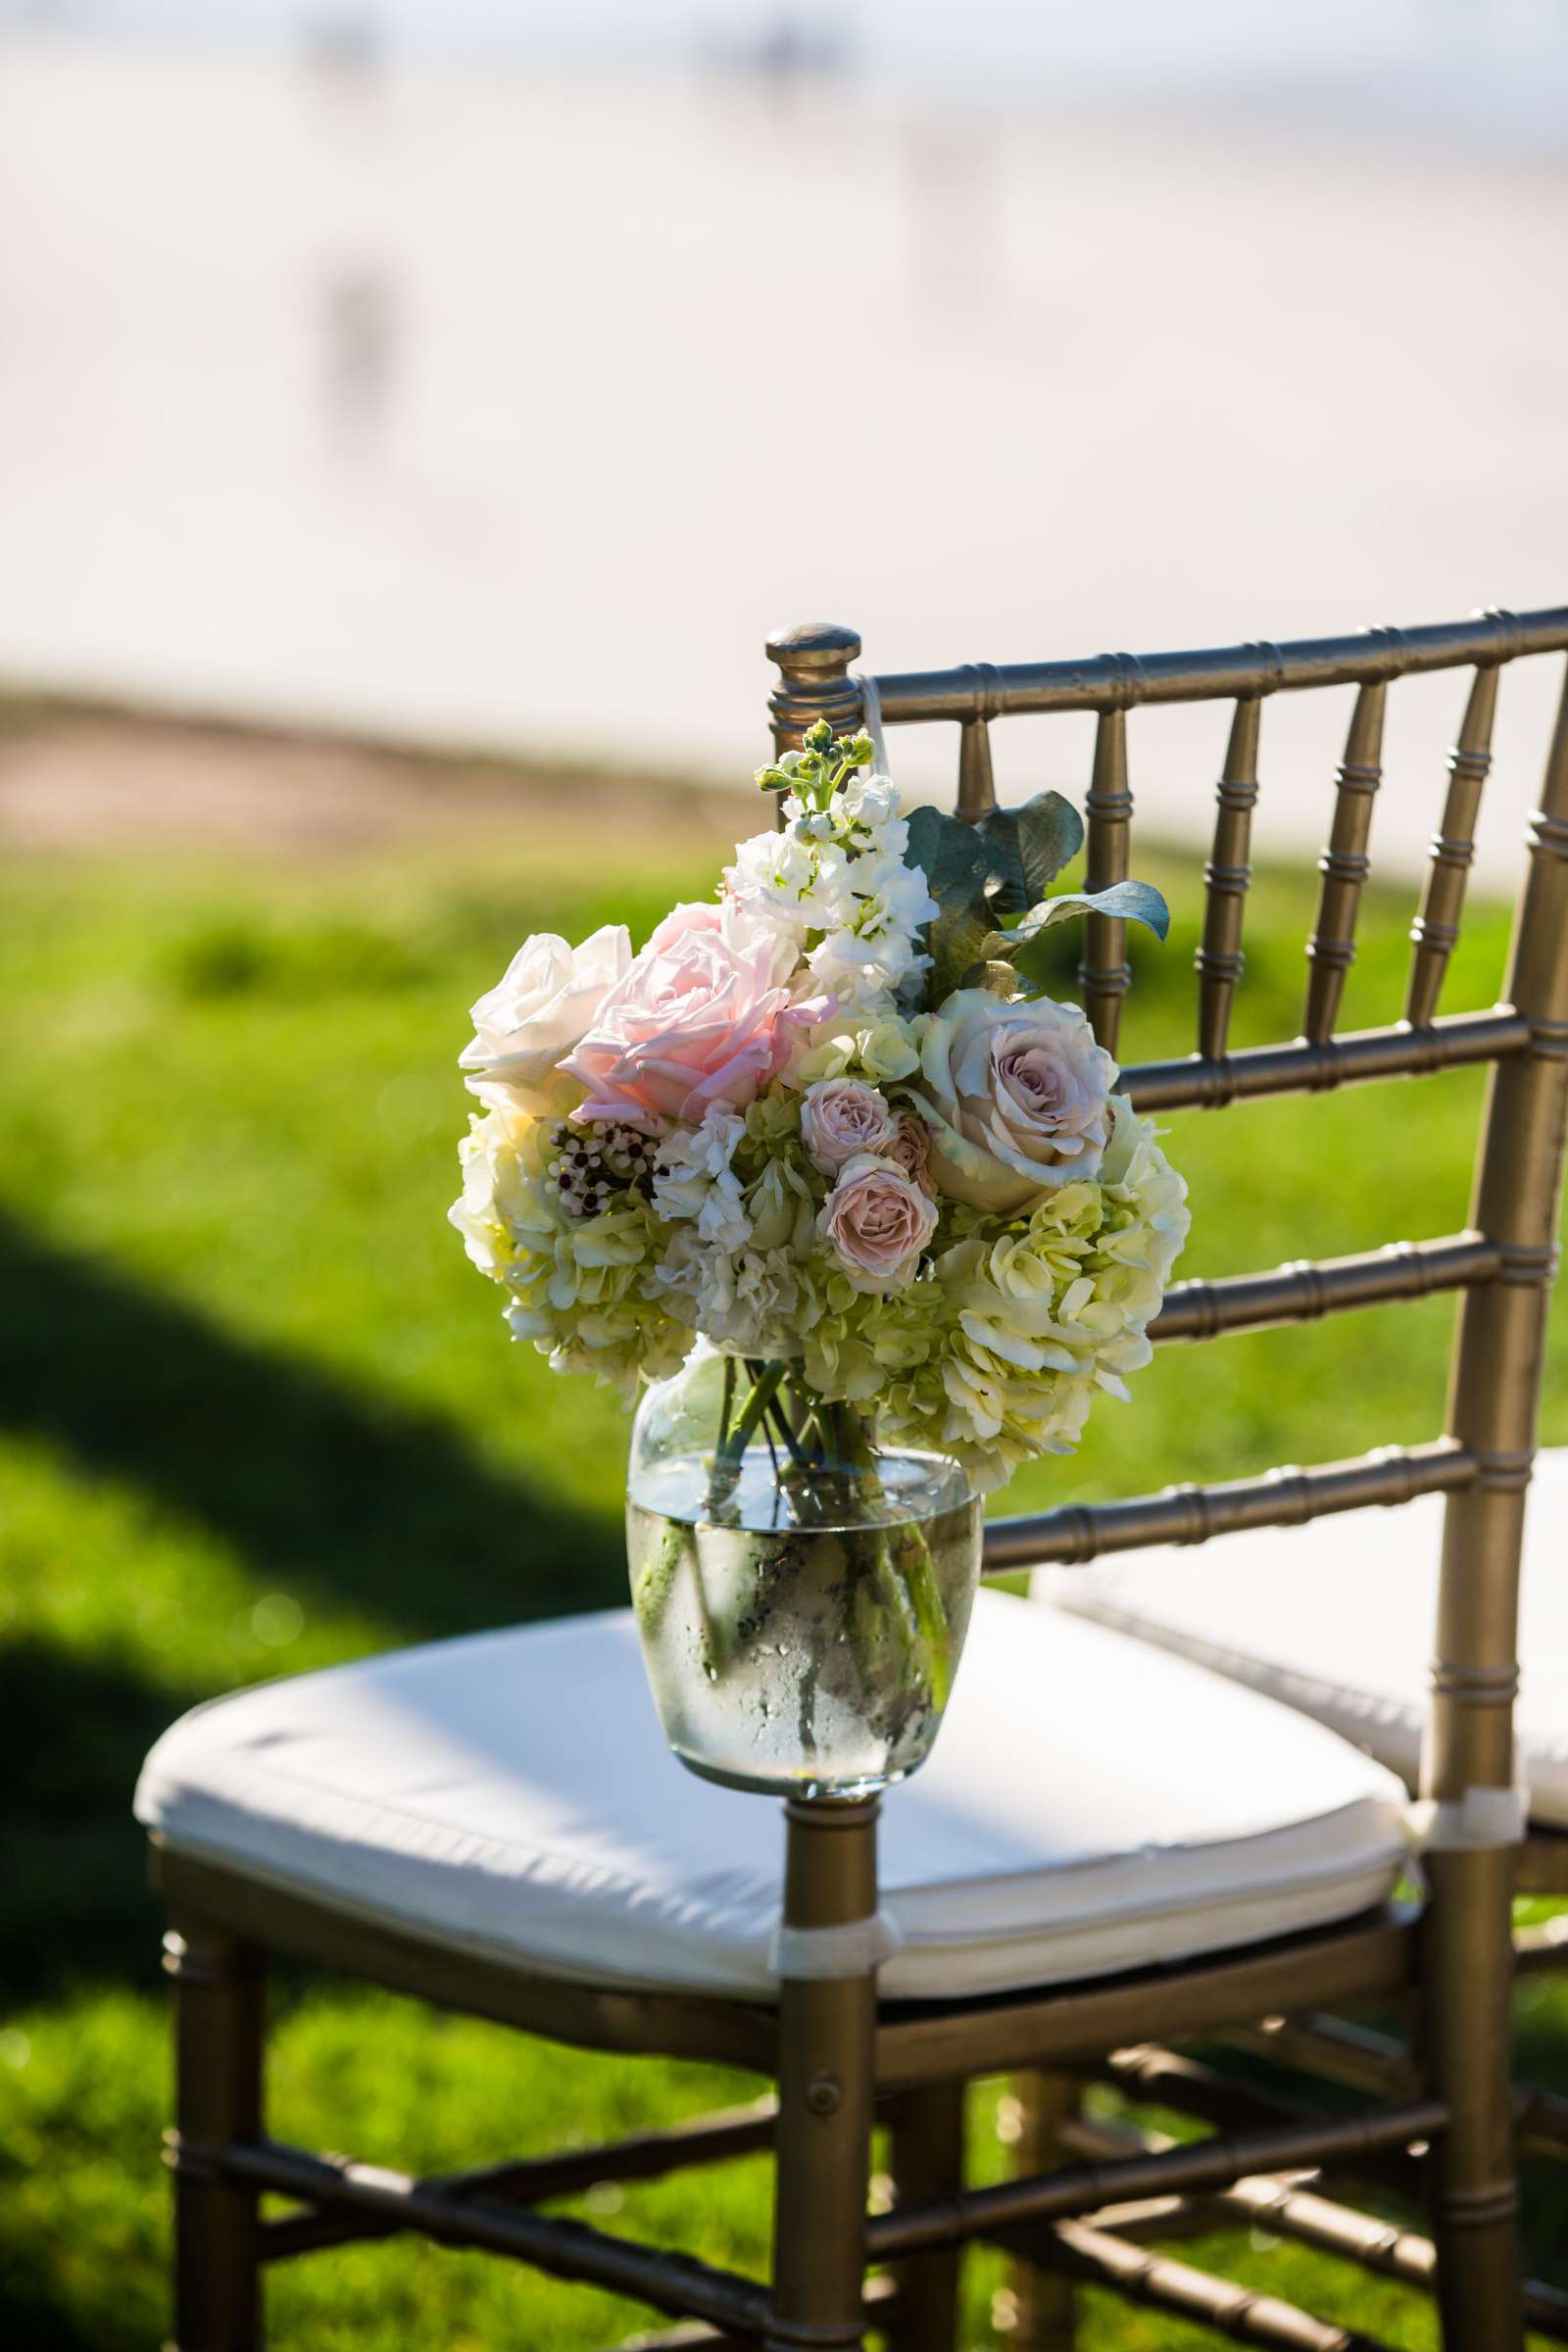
top-left (806, 844), bottom-right (937, 1015)
top-left (459, 926), bottom-right (630, 1114)
top-left (724, 827), bottom-right (817, 946)
top-left (727, 775), bottom-right (934, 1022)
top-left (837, 770), bottom-right (901, 833)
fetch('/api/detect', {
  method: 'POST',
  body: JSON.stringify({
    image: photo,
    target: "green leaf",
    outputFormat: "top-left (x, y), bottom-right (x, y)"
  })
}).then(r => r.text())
top-left (1005, 880), bottom-right (1171, 990)
top-left (905, 805), bottom-right (990, 900)
top-left (959, 958), bottom-right (1023, 998)
top-left (929, 892), bottom-right (1003, 1002)
top-left (907, 794), bottom-right (1086, 920)
top-left (970, 808), bottom-right (1028, 915)
top-left (1018, 879), bottom-right (1170, 942)
top-left (1010, 792), bottom-right (1086, 900)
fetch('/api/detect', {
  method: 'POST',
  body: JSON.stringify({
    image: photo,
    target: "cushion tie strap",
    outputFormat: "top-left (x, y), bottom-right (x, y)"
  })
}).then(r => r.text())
top-left (769, 1911), bottom-right (905, 1982)
top-left (853, 671), bottom-right (890, 778)
top-left (1405, 1785), bottom-right (1531, 1853)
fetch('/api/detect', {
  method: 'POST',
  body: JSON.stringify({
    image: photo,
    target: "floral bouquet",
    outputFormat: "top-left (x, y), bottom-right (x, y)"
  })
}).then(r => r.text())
top-left (451, 722), bottom-right (1188, 1790)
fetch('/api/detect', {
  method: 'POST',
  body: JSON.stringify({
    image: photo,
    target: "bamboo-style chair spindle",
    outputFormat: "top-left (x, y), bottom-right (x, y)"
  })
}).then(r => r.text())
top-left (1303, 678), bottom-right (1387, 1043)
top-left (1405, 662), bottom-right (1500, 1028)
top-left (1417, 664), bottom-right (1568, 2347)
top-left (1079, 702), bottom-right (1135, 1053)
top-left (1196, 695), bottom-right (1264, 1060)
top-left (956, 715), bottom-right (997, 818)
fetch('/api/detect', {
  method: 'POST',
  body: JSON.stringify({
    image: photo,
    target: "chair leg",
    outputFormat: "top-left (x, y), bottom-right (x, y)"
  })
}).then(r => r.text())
top-left (766, 1796), bottom-right (880, 2352)
top-left (1420, 1846), bottom-right (1524, 2352)
top-left (1001, 2072), bottom-right (1079, 2350)
top-left (164, 1921), bottom-right (264, 2352)
top-left (885, 2082), bottom-right (964, 2351)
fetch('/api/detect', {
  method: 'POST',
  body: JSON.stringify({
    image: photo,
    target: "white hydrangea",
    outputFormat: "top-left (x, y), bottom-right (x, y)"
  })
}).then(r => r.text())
top-left (651, 1107), bottom-right (752, 1249)
top-left (449, 1103), bottom-right (691, 1397)
top-left (869, 1107), bottom-right (1190, 1490)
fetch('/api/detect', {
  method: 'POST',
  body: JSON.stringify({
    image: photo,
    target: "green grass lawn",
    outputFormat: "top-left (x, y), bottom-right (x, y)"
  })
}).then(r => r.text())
top-left (1, 816), bottom-right (1564, 2348)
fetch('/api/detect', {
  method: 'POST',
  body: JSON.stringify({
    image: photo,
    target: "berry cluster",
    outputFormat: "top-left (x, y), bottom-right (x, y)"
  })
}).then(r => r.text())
top-left (546, 1119), bottom-right (655, 1219)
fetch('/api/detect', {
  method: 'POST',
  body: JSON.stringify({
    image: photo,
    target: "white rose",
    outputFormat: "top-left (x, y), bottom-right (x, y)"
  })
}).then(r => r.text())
top-left (916, 990), bottom-right (1117, 1213)
top-left (460, 925), bottom-right (630, 1114)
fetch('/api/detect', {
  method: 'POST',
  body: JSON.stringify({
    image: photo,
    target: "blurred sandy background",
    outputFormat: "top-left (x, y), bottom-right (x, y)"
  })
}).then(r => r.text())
top-left (0, 2), bottom-right (1565, 874)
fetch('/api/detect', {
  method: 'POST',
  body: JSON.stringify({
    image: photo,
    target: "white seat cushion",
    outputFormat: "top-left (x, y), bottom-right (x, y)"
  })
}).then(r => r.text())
top-left (135, 1590), bottom-right (1409, 2004)
top-left (1036, 1447), bottom-right (1568, 1828)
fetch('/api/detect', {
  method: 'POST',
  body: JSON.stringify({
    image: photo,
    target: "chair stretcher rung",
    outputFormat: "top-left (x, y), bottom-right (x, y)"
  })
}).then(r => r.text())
top-left (1025, 2213), bottom-right (1403, 2350)
top-left (259, 2098), bottom-right (778, 2263)
top-left (582, 2275), bottom-right (900, 2352)
top-left (225, 2137), bottom-right (768, 2333)
top-left (1056, 2106), bottom-right (1568, 2338)
top-left (981, 1439), bottom-right (1475, 1573)
top-left (1123, 1006), bottom-right (1531, 1111)
top-left (1516, 1913), bottom-right (1568, 1972)
top-left (1097, 2042), bottom-right (1421, 2201)
top-left (1223, 2013), bottom-right (1568, 2167)
top-left (862, 2099), bottom-right (1447, 2261)
top-left (1152, 1234), bottom-right (1500, 1343)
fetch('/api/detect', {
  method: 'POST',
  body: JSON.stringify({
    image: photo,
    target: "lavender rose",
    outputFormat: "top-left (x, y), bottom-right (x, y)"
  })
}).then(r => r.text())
top-left (916, 990), bottom-right (1116, 1213)
top-left (800, 1077), bottom-right (900, 1173)
top-left (817, 1152), bottom-right (939, 1295)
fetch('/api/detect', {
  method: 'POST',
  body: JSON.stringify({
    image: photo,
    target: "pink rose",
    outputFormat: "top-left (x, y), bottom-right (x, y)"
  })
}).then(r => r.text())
top-left (561, 902), bottom-right (831, 1131)
top-left (800, 1078), bottom-right (900, 1172)
top-left (817, 1152), bottom-right (939, 1295)
top-left (645, 901), bottom-right (724, 952)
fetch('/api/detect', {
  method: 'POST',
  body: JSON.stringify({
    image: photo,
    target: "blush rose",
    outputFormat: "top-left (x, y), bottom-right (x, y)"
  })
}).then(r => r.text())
top-left (799, 1077), bottom-right (901, 1172)
top-left (817, 1152), bottom-right (939, 1295)
top-left (561, 901), bottom-right (832, 1131)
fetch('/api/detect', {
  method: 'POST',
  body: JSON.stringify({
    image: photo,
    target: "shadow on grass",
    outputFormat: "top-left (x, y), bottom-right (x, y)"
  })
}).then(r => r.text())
top-left (0, 1208), bottom-right (621, 2002)
top-left (0, 1209), bottom-right (621, 1642)
top-left (0, 1640), bottom-right (192, 2004)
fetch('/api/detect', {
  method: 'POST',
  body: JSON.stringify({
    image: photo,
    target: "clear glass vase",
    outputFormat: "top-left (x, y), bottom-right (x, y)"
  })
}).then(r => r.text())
top-left (626, 1345), bottom-right (983, 1798)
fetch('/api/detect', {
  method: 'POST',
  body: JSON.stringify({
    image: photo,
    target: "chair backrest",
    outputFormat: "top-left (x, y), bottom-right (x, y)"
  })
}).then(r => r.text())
top-left (765, 609), bottom-right (1568, 1822)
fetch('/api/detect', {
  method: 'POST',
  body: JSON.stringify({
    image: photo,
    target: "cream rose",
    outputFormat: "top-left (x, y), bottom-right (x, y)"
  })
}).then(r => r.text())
top-left (817, 1152), bottom-right (939, 1295)
top-left (916, 990), bottom-right (1116, 1213)
top-left (460, 925), bottom-right (630, 1114)
top-left (800, 1078), bottom-right (900, 1172)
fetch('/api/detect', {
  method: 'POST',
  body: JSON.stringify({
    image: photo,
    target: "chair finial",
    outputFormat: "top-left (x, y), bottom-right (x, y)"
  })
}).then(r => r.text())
top-left (765, 622), bottom-right (863, 755)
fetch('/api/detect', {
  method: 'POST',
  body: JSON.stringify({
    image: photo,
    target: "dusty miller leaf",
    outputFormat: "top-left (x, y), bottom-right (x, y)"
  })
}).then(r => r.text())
top-left (1005, 880), bottom-right (1171, 990)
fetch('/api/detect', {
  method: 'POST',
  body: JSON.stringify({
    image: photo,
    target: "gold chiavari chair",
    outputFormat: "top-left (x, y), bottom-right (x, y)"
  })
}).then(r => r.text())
top-left (135, 604), bottom-right (1568, 2352)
